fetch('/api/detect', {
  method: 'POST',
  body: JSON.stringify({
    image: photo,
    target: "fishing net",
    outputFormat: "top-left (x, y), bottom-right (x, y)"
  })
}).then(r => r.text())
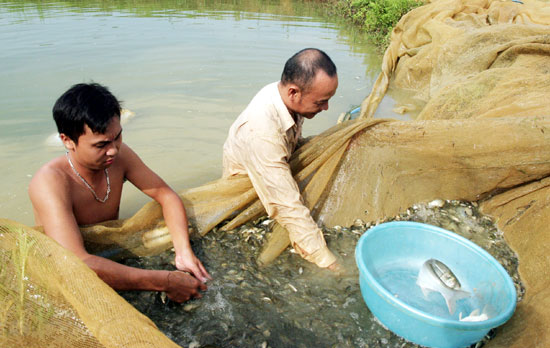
top-left (0, 219), bottom-right (180, 348)
top-left (479, 179), bottom-right (550, 347)
top-left (353, 0), bottom-right (550, 345)
top-left (76, 118), bottom-right (388, 265)
top-left (359, 0), bottom-right (550, 121)
top-left (3, 0), bottom-right (550, 346)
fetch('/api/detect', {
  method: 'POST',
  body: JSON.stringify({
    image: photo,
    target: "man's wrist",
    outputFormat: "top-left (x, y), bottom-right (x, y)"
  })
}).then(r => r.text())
top-left (174, 240), bottom-right (193, 255)
top-left (160, 270), bottom-right (172, 292)
top-left (176, 244), bottom-right (193, 256)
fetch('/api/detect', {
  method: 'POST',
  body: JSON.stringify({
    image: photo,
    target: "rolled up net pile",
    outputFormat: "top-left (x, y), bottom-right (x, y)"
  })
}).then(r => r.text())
top-left (359, 0), bottom-right (550, 121)
top-left (3, 0), bottom-right (550, 346)
top-left (0, 219), bottom-right (180, 348)
top-left (351, 0), bottom-right (550, 345)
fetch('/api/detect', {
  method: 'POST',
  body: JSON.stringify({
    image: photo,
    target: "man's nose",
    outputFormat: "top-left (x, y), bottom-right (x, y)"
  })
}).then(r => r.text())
top-left (322, 101), bottom-right (329, 111)
top-left (106, 143), bottom-right (119, 156)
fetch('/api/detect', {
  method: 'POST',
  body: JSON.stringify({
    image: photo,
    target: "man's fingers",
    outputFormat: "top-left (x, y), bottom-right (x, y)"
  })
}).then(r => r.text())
top-left (186, 264), bottom-right (199, 277)
top-left (165, 270), bottom-right (208, 303)
top-left (174, 255), bottom-right (212, 282)
top-left (198, 262), bottom-right (212, 280)
top-left (327, 261), bottom-right (344, 275)
top-left (188, 260), bottom-right (211, 283)
top-left (187, 263), bottom-right (208, 283)
top-left (193, 293), bottom-right (202, 300)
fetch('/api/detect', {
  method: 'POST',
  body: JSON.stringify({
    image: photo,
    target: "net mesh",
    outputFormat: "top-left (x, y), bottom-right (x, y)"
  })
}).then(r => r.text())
top-left (0, 219), bottom-right (180, 348)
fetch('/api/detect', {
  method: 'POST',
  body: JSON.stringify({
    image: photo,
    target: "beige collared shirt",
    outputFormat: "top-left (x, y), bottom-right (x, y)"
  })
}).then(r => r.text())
top-left (222, 82), bottom-right (336, 268)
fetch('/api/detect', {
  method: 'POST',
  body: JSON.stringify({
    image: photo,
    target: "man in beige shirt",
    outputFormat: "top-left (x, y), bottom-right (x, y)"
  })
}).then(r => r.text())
top-left (223, 48), bottom-right (339, 269)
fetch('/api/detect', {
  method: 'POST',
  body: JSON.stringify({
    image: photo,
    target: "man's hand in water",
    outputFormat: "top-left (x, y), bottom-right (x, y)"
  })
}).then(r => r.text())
top-left (175, 250), bottom-right (212, 283)
top-left (327, 261), bottom-right (345, 275)
top-left (164, 270), bottom-right (207, 303)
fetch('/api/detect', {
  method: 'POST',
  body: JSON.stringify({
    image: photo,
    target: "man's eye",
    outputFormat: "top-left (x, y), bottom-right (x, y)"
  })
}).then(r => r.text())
top-left (96, 143), bottom-right (107, 148)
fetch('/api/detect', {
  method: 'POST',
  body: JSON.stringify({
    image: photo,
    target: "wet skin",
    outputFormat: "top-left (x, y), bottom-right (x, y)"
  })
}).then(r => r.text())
top-left (29, 116), bottom-right (211, 302)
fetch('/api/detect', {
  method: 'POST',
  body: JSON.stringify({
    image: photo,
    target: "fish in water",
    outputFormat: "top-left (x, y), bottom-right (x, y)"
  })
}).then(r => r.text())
top-left (416, 259), bottom-right (471, 314)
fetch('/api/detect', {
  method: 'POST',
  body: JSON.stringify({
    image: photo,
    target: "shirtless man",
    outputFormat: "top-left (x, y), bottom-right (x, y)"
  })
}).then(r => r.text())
top-left (29, 83), bottom-right (211, 303)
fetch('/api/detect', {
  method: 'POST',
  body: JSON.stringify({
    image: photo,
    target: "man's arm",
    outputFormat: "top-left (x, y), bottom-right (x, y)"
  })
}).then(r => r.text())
top-left (239, 134), bottom-right (338, 268)
top-left (120, 144), bottom-right (211, 282)
top-left (29, 167), bottom-right (206, 302)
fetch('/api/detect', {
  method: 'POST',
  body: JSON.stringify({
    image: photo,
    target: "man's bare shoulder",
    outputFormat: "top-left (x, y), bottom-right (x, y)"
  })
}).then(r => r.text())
top-left (29, 156), bottom-right (71, 193)
top-left (28, 156), bottom-right (74, 226)
top-left (115, 142), bottom-right (142, 171)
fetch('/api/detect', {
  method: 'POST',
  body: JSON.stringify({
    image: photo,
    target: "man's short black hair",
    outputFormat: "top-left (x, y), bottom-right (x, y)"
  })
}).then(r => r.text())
top-left (53, 83), bottom-right (121, 143)
top-left (281, 48), bottom-right (337, 91)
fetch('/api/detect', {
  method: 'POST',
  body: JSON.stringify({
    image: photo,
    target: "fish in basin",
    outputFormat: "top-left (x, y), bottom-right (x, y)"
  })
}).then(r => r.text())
top-left (459, 307), bottom-right (489, 322)
top-left (416, 259), bottom-right (471, 314)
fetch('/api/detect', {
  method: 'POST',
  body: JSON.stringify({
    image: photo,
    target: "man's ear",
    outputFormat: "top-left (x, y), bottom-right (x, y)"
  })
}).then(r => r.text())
top-left (59, 133), bottom-right (76, 151)
top-left (287, 84), bottom-right (301, 102)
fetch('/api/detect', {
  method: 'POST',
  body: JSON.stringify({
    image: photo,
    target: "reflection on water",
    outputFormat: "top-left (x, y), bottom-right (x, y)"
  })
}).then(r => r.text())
top-left (0, 0), bottom-right (392, 225)
top-left (120, 200), bottom-right (521, 348)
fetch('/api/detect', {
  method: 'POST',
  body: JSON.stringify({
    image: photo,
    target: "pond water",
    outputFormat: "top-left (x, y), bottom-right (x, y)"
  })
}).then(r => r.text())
top-left (0, 0), bottom-right (405, 226)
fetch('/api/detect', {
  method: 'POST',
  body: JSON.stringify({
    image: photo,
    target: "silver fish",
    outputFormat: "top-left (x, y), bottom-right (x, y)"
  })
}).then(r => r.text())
top-left (459, 307), bottom-right (489, 322)
top-left (416, 259), bottom-right (471, 314)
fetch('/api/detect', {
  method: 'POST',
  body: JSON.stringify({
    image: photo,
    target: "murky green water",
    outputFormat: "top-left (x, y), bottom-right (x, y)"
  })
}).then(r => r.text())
top-left (0, 0), bottom-right (403, 225)
top-left (120, 201), bottom-right (522, 348)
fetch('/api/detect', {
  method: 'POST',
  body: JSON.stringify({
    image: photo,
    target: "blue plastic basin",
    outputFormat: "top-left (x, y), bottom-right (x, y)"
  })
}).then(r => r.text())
top-left (355, 221), bottom-right (516, 348)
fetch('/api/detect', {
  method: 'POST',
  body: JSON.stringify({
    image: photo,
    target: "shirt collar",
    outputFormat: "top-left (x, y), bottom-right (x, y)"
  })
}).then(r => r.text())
top-left (273, 81), bottom-right (299, 132)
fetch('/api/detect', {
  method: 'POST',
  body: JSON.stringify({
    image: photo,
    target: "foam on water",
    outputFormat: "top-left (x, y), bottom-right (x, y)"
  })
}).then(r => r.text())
top-left (203, 284), bottom-right (235, 322)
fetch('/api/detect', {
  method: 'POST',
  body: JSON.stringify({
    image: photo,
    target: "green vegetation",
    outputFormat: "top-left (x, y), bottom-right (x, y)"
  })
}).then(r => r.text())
top-left (328, 0), bottom-right (424, 48)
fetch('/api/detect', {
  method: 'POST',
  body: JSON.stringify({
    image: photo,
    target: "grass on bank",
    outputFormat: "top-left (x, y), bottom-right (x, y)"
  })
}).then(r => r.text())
top-left (328, 0), bottom-right (424, 49)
